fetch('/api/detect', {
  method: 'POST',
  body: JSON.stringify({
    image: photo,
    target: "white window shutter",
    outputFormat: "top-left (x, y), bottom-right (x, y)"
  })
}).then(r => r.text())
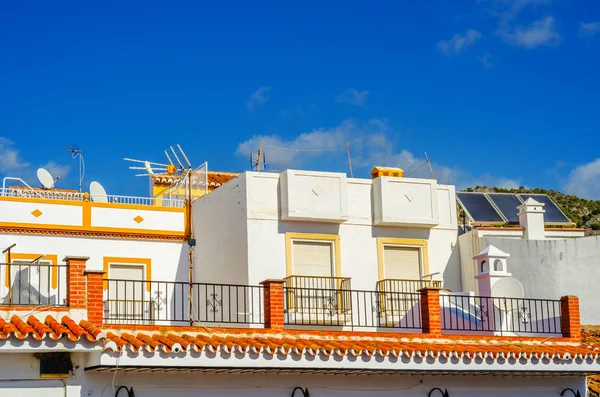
top-left (383, 246), bottom-right (421, 280)
top-left (292, 241), bottom-right (333, 277)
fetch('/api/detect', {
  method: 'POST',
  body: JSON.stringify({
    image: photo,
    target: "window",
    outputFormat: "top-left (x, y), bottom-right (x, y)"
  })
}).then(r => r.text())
top-left (285, 233), bottom-right (341, 278)
top-left (103, 257), bottom-right (153, 324)
top-left (377, 237), bottom-right (430, 284)
top-left (2, 253), bottom-right (61, 306)
top-left (292, 241), bottom-right (334, 277)
top-left (382, 246), bottom-right (422, 280)
top-left (493, 259), bottom-right (503, 272)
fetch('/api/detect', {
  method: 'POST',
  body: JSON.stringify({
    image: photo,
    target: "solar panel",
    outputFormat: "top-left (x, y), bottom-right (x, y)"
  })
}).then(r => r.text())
top-left (518, 194), bottom-right (571, 224)
top-left (457, 192), bottom-right (504, 223)
top-left (487, 193), bottom-right (522, 223)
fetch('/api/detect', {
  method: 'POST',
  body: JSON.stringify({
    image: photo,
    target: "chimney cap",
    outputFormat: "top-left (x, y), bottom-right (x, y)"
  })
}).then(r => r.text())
top-left (371, 166), bottom-right (404, 179)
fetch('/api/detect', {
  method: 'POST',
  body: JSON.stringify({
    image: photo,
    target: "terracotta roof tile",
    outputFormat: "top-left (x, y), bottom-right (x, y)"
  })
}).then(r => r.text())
top-left (583, 326), bottom-right (600, 396)
top-left (0, 315), bottom-right (102, 342)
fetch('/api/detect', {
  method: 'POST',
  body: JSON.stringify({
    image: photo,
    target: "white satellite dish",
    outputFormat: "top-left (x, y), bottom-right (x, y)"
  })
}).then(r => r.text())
top-left (37, 168), bottom-right (55, 189)
top-left (490, 277), bottom-right (525, 309)
top-left (89, 181), bottom-right (108, 203)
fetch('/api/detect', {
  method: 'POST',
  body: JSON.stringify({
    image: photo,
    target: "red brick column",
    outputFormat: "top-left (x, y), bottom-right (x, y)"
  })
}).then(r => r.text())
top-left (85, 270), bottom-right (106, 325)
top-left (260, 279), bottom-right (285, 331)
top-left (419, 287), bottom-right (442, 335)
top-left (560, 296), bottom-right (581, 339)
top-left (64, 256), bottom-right (89, 309)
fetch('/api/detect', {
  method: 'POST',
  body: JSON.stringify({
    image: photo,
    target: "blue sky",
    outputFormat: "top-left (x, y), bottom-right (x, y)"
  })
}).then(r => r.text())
top-left (1, 0), bottom-right (600, 198)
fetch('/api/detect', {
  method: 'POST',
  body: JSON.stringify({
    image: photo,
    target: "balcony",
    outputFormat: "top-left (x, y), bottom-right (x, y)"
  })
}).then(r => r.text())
top-left (103, 278), bottom-right (264, 326)
top-left (0, 262), bottom-right (67, 306)
top-left (0, 258), bottom-right (577, 339)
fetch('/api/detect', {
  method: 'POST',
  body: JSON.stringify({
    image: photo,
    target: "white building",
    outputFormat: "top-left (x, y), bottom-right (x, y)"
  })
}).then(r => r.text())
top-left (0, 165), bottom-right (598, 396)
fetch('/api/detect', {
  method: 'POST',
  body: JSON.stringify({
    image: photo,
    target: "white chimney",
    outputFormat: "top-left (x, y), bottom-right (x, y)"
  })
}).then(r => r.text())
top-left (518, 198), bottom-right (545, 240)
top-left (474, 244), bottom-right (511, 297)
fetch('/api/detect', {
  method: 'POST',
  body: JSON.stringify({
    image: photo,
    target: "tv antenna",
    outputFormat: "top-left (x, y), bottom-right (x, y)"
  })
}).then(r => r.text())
top-left (250, 140), bottom-right (267, 172)
top-left (125, 144), bottom-right (192, 177)
top-left (65, 146), bottom-right (85, 192)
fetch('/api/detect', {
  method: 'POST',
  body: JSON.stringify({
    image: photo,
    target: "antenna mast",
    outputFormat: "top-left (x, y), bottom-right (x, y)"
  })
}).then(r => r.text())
top-left (257, 140), bottom-right (263, 172)
top-left (424, 152), bottom-right (435, 179)
top-left (65, 146), bottom-right (85, 192)
top-left (346, 142), bottom-right (354, 178)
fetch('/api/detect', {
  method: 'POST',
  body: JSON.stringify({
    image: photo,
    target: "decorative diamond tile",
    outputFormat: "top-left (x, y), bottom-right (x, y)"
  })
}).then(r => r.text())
top-left (312, 184), bottom-right (324, 196)
top-left (133, 215), bottom-right (144, 224)
top-left (31, 209), bottom-right (43, 218)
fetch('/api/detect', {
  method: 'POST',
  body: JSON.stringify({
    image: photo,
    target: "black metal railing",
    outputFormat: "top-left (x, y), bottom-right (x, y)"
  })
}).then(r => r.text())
top-left (284, 275), bottom-right (352, 290)
top-left (284, 286), bottom-right (421, 329)
top-left (440, 294), bottom-right (562, 334)
top-left (0, 262), bottom-right (67, 306)
top-left (103, 278), bottom-right (264, 325)
top-left (377, 279), bottom-right (442, 294)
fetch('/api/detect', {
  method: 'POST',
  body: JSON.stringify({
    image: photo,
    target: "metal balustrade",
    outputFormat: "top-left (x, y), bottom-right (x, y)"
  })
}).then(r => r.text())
top-left (376, 278), bottom-right (442, 294)
top-left (284, 285), bottom-right (421, 329)
top-left (0, 263), bottom-right (67, 306)
top-left (0, 187), bottom-right (185, 207)
top-left (103, 279), bottom-right (263, 325)
top-left (440, 294), bottom-right (562, 335)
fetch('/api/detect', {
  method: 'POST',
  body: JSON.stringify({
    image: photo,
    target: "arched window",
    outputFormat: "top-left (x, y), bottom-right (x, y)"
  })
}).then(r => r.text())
top-left (480, 260), bottom-right (488, 274)
top-left (493, 259), bottom-right (503, 272)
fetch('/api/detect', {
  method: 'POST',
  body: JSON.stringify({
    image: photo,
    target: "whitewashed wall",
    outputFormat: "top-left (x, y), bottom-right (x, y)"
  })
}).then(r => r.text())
top-left (0, 353), bottom-right (588, 397)
top-left (0, 233), bottom-right (189, 282)
top-left (458, 233), bottom-right (600, 323)
top-left (194, 172), bottom-right (460, 292)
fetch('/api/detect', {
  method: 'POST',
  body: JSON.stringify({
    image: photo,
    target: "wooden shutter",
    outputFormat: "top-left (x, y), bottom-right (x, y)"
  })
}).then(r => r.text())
top-left (383, 246), bottom-right (421, 280)
top-left (292, 241), bottom-right (333, 277)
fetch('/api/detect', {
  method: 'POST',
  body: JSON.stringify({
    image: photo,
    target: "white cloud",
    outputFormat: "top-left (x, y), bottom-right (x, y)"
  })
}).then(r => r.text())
top-left (564, 158), bottom-right (600, 199)
top-left (579, 21), bottom-right (600, 37)
top-left (236, 119), bottom-right (459, 183)
top-left (335, 88), bottom-right (369, 106)
top-left (479, 54), bottom-right (493, 69)
top-left (247, 86), bottom-right (271, 111)
top-left (502, 0), bottom-right (551, 12)
top-left (42, 161), bottom-right (70, 179)
top-left (437, 29), bottom-right (483, 55)
top-left (0, 137), bottom-right (30, 173)
top-left (0, 137), bottom-right (71, 187)
top-left (498, 16), bottom-right (560, 48)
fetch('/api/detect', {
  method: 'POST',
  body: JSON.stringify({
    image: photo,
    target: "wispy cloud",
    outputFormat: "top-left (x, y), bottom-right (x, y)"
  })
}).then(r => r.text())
top-left (235, 119), bottom-right (515, 186)
top-left (335, 88), bottom-right (369, 106)
top-left (579, 21), bottom-right (600, 37)
top-left (564, 158), bottom-right (600, 199)
top-left (42, 161), bottom-right (70, 179)
top-left (501, 0), bottom-right (551, 12)
top-left (437, 29), bottom-right (483, 55)
top-left (247, 86), bottom-right (271, 111)
top-left (479, 53), bottom-right (493, 68)
top-left (498, 16), bottom-right (560, 48)
top-left (0, 137), bottom-right (30, 174)
top-left (0, 137), bottom-right (71, 185)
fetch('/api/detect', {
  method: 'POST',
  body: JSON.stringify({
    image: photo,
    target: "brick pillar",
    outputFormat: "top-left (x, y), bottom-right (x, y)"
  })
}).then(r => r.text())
top-left (64, 256), bottom-right (89, 309)
top-left (560, 296), bottom-right (581, 339)
top-left (260, 279), bottom-right (285, 331)
top-left (419, 287), bottom-right (442, 335)
top-left (85, 270), bottom-right (105, 325)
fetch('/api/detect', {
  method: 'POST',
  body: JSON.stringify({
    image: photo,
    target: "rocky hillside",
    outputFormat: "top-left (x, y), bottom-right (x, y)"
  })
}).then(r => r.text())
top-left (464, 186), bottom-right (600, 234)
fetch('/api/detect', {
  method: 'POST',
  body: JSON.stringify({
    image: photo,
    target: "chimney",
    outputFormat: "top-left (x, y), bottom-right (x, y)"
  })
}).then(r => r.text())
top-left (371, 166), bottom-right (404, 179)
top-left (518, 198), bottom-right (545, 240)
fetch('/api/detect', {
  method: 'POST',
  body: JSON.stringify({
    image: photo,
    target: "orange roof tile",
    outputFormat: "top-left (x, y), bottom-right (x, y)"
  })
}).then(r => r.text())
top-left (1, 316), bottom-right (599, 373)
top-left (152, 171), bottom-right (238, 188)
top-left (97, 327), bottom-right (599, 362)
top-left (583, 326), bottom-right (600, 396)
top-left (0, 315), bottom-right (100, 342)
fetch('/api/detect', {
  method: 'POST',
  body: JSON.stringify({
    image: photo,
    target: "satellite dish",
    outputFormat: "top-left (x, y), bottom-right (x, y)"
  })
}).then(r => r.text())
top-left (37, 168), bottom-right (55, 189)
top-left (89, 181), bottom-right (108, 203)
top-left (490, 277), bottom-right (525, 309)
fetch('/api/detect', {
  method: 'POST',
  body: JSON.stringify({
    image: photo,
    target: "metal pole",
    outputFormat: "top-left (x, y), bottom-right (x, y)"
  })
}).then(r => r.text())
top-left (346, 142), bottom-right (354, 178)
